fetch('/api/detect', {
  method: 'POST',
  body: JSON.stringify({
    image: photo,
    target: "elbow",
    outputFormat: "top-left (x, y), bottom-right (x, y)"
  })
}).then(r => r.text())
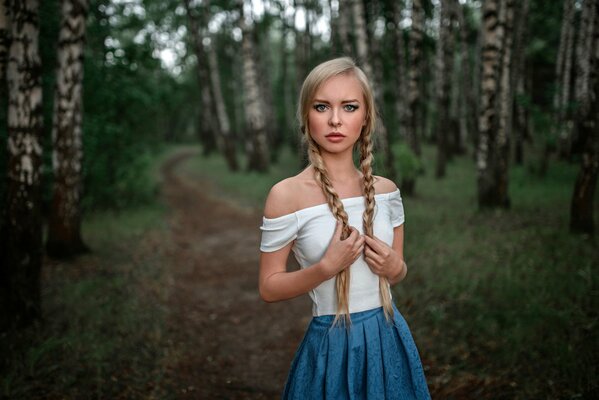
top-left (259, 284), bottom-right (279, 303)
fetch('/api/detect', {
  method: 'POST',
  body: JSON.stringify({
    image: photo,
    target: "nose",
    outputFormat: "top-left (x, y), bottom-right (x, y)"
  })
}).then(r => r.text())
top-left (329, 108), bottom-right (341, 127)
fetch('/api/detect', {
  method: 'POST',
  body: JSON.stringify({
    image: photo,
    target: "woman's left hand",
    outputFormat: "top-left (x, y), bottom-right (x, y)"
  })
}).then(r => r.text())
top-left (363, 234), bottom-right (406, 283)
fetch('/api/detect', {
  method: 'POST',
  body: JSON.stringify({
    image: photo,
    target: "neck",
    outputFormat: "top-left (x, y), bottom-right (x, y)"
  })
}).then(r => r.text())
top-left (318, 148), bottom-right (360, 183)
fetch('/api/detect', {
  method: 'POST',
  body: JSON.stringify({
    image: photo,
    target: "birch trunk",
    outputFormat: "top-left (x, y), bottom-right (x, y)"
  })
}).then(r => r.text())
top-left (555, 0), bottom-right (576, 158)
top-left (407, 0), bottom-right (424, 157)
top-left (207, 37), bottom-right (239, 171)
top-left (512, 0), bottom-right (530, 165)
top-left (255, 32), bottom-right (278, 158)
top-left (46, 0), bottom-right (89, 258)
top-left (575, 0), bottom-right (596, 116)
top-left (435, 0), bottom-right (454, 178)
top-left (352, 0), bottom-right (396, 182)
top-left (0, 0), bottom-right (8, 79)
top-left (240, 3), bottom-right (269, 172)
top-left (570, 0), bottom-right (599, 234)
top-left (477, 0), bottom-right (508, 208)
top-left (337, 0), bottom-right (353, 56)
top-left (0, 0), bottom-right (43, 330)
top-left (183, 0), bottom-right (218, 156)
top-left (392, 0), bottom-right (409, 145)
top-left (293, 1), bottom-right (308, 168)
top-left (279, 7), bottom-right (291, 145)
top-left (495, 0), bottom-right (515, 207)
top-left (456, 1), bottom-right (473, 157)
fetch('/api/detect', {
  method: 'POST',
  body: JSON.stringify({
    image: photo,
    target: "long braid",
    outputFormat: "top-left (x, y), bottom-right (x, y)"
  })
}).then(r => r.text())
top-left (306, 134), bottom-right (352, 325)
top-left (359, 130), bottom-right (394, 322)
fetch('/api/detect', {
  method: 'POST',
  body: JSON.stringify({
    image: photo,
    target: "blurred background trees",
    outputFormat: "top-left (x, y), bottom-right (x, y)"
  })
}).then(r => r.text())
top-left (1, 0), bottom-right (598, 328)
top-left (0, 0), bottom-right (597, 396)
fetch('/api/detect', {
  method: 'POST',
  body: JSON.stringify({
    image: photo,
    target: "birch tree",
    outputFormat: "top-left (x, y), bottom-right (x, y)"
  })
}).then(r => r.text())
top-left (570, 0), bottom-right (598, 234)
top-left (477, 0), bottom-right (509, 208)
top-left (456, 0), bottom-right (475, 158)
top-left (392, 0), bottom-right (408, 141)
top-left (554, 0), bottom-right (576, 159)
top-left (435, 0), bottom-right (455, 178)
top-left (240, 1), bottom-right (269, 171)
top-left (0, 0), bottom-right (43, 329)
top-left (495, 0), bottom-right (515, 205)
top-left (207, 35), bottom-right (239, 171)
top-left (512, 0), bottom-right (530, 165)
top-left (407, 0), bottom-right (424, 157)
top-left (336, 0), bottom-right (352, 56)
top-left (46, 0), bottom-right (89, 258)
top-left (351, 0), bottom-right (396, 181)
top-left (183, 0), bottom-right (218, 156)
top-left (0, 0), bottom-right (8, 79)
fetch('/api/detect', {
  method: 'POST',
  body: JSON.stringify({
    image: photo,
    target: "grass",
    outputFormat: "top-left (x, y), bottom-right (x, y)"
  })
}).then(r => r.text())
top-left (0, 145), bottom-right (182, 400)
top-left (182, 145), bottom-right (302, 211)
top-left (395, 145), bottom-right (598, 398)
top-left (182, 141), bottom-right (598, 399)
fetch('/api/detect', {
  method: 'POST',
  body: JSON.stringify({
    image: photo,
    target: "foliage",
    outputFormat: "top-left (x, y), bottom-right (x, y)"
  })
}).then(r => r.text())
top-left (394, 141), bottom-right (422, 181)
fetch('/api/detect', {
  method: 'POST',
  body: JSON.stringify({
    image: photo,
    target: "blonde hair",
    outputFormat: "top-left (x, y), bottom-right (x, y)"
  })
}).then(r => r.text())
top-left (297, 57), bottom-right (394, 324)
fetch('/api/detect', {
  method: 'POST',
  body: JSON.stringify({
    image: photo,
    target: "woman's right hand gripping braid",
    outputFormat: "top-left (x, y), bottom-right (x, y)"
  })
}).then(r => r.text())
top-left (259, 220), bottom-right (364, 303)
top-left (319, 221), bottom-right (365, 279)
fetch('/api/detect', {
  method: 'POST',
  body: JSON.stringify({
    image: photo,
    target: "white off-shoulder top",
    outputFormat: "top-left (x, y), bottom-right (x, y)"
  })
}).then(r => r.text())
top-left (259, 189), bottom-right (405, 316)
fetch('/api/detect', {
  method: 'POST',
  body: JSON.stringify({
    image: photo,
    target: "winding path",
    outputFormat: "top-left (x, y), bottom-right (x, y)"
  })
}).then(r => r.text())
top-left (160, 148), bottom-right (309, 399)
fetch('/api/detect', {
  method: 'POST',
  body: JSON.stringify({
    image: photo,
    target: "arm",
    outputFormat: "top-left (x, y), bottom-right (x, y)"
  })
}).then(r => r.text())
top-left (260, 221), bottom-right (365, 303)
top-left (363, 223), bottom-right (407, 286)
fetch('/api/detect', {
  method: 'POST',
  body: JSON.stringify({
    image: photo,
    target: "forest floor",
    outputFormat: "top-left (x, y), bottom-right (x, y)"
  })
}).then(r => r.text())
top-left (6, 145), bottom-right (592, 399)
top-left (158, 148), bottom-right (310, 399)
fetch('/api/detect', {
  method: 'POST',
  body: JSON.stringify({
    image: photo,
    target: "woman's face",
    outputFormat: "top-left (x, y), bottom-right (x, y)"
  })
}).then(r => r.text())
top-left (307, 73), bottom-right (367, 155)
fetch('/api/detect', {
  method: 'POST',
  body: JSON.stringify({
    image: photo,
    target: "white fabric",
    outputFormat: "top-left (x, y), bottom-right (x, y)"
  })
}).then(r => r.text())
top-left (260, 189), bottom-right (405, 316)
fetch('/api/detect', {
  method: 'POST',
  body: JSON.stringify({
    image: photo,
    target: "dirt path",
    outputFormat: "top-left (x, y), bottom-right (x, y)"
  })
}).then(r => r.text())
top-left (159, 149), bottom-right (310, 399)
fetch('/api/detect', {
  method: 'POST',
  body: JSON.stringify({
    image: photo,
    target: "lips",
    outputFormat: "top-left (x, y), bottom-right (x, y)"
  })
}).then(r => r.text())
top-left (325, 132), bottom-right (346, 143)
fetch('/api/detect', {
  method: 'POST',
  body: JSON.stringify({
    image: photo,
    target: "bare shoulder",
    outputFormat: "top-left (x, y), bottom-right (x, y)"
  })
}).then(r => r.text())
top-left (263, 177), bottom-right (300, 218)
top-left (373, 175), bottom-right (399, 194)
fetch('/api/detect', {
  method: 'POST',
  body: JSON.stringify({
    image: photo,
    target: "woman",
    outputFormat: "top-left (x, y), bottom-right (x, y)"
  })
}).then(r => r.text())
top-left (259, 57), bottom-right (430, 399)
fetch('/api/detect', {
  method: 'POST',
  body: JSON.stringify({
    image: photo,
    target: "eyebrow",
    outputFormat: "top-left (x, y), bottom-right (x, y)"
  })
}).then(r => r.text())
top-left (313, 99), bottom-right (361, 104)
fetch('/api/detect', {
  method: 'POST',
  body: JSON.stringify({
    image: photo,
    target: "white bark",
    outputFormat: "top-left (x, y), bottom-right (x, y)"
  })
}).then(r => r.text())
top-left (51, 0), bottom-right (87, 222)
top-left (240, 2), bottom-right (269, 171)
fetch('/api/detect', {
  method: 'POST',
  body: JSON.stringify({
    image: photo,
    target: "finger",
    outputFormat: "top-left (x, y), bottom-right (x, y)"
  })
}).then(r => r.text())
top-left (365, 247), bottom-right (383, 265)
top-left (364, 256), bottom-right (381, 273)
top-left (354, 243), bottom-right (364, 256)
top-left (348, 227), bottom-right (359, 241)
top-left (364, 235), bottom-right (385, 252)
top-left (333, 220), bottom-right (344, 239)
top-left (353, 236), bottom-right (365, 250)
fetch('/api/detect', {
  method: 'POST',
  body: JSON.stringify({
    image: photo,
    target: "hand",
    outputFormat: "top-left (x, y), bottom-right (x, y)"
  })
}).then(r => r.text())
top-left (320, 221), bottom-right (365, 279)
top-left (363, 234), bottom-right (405, 281)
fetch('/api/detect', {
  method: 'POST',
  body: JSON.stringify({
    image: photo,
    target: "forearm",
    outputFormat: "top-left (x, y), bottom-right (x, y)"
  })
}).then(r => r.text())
top-left (260, 261), bottom-right (332, 302)
top-left (387, 259), bottom-right (407, 285)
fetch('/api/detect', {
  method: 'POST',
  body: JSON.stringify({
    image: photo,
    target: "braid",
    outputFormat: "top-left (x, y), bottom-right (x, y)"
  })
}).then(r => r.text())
top-left (306, 134), bottom-right (352, 325)
top-left (359, 130), bottom-right (394, 322)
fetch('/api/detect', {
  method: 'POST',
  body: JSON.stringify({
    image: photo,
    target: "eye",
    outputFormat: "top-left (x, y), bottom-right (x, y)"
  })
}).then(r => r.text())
top-left (313, 103), bottom-right (328, 112)
top-left (344, 104), bottom-right (359, 112)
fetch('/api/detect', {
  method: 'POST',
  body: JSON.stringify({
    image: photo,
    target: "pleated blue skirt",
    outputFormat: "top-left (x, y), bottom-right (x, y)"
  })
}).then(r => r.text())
top-left (282, 305), bottom-right (431, 400)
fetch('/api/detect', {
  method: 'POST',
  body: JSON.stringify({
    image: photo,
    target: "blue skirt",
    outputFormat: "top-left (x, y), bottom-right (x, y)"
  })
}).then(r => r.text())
top-left (282, 305), bottom-right (431, 400)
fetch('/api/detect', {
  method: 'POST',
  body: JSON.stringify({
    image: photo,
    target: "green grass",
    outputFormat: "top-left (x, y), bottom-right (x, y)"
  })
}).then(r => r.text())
top-left (182, 145), bottom-right (303, 210)
top-left (393, 145), bottom-right (598, 398)
top-left (184, 142), bottom-right (598, 399)
top-left (1, 146), bottom-right (180, 399)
